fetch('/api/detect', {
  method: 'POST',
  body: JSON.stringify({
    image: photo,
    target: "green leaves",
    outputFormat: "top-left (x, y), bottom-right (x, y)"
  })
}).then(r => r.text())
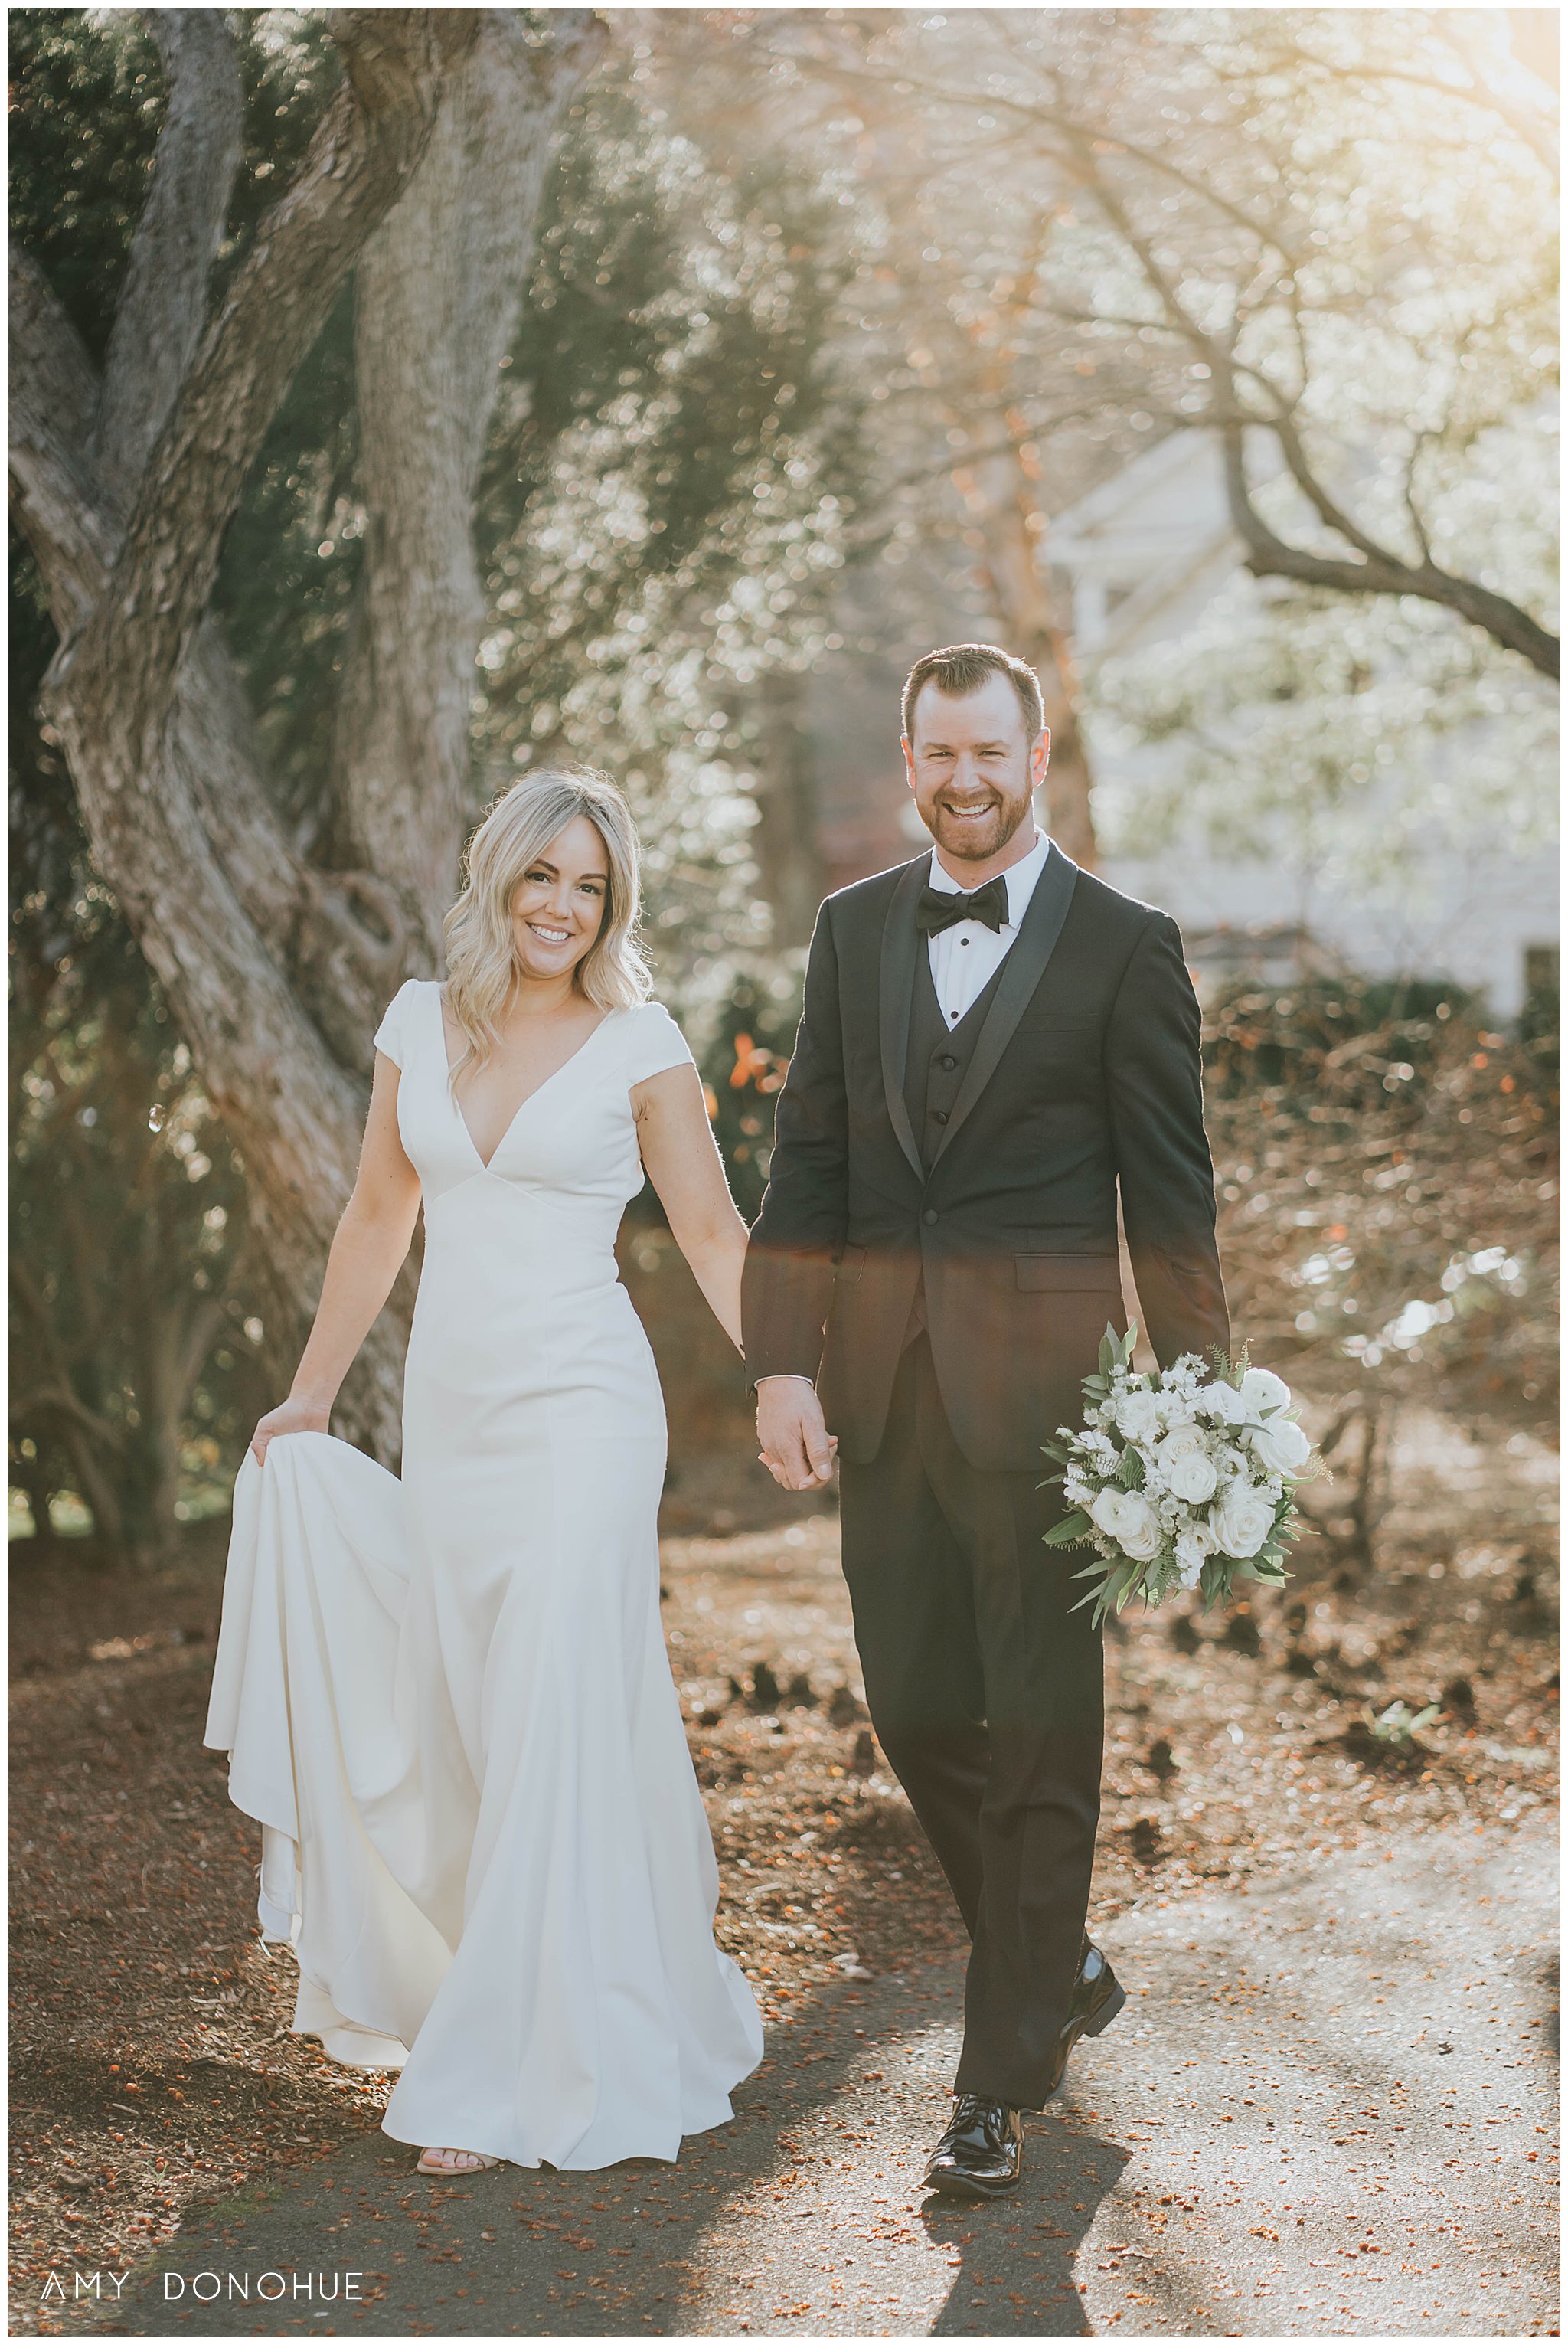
top-left (1206, 1338), bottom-right (1251, 1390)
top-left (1070, 1550), bottom-right (1157, 1628)
top-left (1043, 1509), bottom-right (1093, 1548)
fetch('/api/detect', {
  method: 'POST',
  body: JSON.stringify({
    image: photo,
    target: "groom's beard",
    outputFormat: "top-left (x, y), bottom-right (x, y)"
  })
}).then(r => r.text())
top-left (925, 791), bottom-right (1033, 865)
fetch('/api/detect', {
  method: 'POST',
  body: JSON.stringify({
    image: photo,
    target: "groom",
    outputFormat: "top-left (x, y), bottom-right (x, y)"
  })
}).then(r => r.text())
top-left (742, 643), bottom-right (1229, 2198)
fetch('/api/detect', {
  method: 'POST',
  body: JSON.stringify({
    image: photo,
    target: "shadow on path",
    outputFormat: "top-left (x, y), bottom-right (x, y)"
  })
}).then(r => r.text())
top-left (89, 1814), bottom-right (1557, 2339)
top-left (96, 1955), bottom-right (1123, 2337)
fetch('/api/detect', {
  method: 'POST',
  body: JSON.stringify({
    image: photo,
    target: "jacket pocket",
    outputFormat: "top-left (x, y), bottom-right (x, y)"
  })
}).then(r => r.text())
top-left (1015, 1252), bottom-right (1122, 1292)
top-left (834, 1243), bottom-right (868, 1286)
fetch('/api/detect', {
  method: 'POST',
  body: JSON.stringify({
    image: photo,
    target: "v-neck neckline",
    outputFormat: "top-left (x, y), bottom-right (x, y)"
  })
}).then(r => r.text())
top-left (436, 989), bottom-right (617, 1173)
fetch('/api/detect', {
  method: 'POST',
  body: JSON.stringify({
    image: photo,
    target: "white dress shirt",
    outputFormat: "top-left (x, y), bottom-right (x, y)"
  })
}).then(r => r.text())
top-left (926, 827), bottom-right (1052, 1027)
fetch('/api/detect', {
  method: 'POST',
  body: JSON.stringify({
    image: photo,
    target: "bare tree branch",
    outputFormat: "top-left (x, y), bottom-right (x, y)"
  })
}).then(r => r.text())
top-left (1070, 136), bottom-right (1560, 679)
top-left (1221, 426), bottom-right (1561, 679)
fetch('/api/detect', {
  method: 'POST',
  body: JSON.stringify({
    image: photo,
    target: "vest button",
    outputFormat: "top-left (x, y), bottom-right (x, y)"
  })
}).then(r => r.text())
top-left (922, 1208), bottom-right (938, 1225)
top-left (931, 1108), bottom-right (949, 1123)
top-left (939, 1054), bottom-right (958, 1070)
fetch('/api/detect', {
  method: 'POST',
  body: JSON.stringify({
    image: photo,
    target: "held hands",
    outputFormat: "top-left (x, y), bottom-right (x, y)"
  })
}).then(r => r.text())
top-left (755, 1376), bottom-right (838, 1492)
top-left (248, 1395), bottom-right (331, 1469)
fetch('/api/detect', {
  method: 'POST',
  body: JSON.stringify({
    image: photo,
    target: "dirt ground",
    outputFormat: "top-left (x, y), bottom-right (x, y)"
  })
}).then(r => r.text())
top-left (8, 1405), bottom-right (1558, 2334)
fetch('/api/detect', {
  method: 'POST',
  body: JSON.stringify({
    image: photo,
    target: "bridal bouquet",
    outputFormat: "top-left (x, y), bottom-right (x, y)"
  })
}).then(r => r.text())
top-left (1041, 1326), bottom-right (1325, 1627)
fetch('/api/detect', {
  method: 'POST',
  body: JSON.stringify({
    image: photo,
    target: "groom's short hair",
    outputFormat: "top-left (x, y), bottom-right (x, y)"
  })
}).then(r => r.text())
top-left (901, 644), bottom-right (1045, 744)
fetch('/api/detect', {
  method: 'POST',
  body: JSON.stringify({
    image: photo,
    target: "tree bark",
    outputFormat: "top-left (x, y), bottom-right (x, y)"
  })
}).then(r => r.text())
top-left (94, 10), bottom-right (244, 499)
top-left (337, 10), bottom-right (606, 966)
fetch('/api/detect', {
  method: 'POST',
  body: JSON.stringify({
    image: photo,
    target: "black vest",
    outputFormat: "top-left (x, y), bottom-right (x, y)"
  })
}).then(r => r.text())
top-left (897, 946), bottom-right (1010, 1344)
top-left (902, 943), bottom-right (1011, 1173)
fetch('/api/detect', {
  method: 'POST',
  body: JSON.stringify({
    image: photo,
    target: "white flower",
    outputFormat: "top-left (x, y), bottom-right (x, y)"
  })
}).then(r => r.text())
top-left (1113, 1386), bottom-right (1162, 1444)
top-left (1174, 1525), bottom-right (1215, 1588)
top-left (1240, 1366), bottom-right (1292, 1417)
top-left (1089, 1486), bottom-right (1164, 1562)
top-left (1197, 1379), bottom-right (1250, 1425)
top-left (1214, 1485), bottom-right (1277, 1559)
top-left (1165, 1449), bottom-right (1220, 1504)
top-left (1250, 1414), bottom-right (1312, 1475)
top-left (1089, 1486), bottom-right (1131, 1537)
top-left (1156, 1423), bottom-right (1207, 1462)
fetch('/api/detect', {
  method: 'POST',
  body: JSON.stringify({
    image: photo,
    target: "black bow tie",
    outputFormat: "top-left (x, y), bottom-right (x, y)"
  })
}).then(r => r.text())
top-left (915, 875), bottom-right (1009, 936)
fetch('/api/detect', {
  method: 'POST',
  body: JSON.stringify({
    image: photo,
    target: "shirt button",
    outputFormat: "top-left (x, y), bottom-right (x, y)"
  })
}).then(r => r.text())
top-left (922, 1208), bottom-right (938, 1225)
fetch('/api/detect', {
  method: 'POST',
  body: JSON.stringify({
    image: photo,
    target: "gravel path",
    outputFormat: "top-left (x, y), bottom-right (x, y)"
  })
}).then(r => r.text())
top-left (87, 1809), bottom-right (1555, 2339)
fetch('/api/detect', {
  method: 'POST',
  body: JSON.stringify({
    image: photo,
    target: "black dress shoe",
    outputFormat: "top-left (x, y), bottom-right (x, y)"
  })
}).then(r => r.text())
top-left (1045, 1938), bottom-right (1127, 2101)
top-left (923, 2095), bottom-right (1024, 2198)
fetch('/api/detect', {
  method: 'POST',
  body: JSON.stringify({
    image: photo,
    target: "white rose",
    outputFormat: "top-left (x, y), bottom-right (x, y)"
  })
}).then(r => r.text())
top-left (1165, 1450), bottom-right (1220, 1504)
top-left (1089, 1486), bottom-right (1164, 1561)
top-left (1198, 1379), bottom-right (1250, 1425)
top-left (1088, 1486), bottom-right (1129, 1536)
top-left (1156, 1424), bottom-right (1207, 1462)
top-left (1250, 1415), bottom-right (1312, 1475)
top-left (1113, 1387), bottom-right (1162, 1444)
top-left (1214, 1485), bottom-right (1277, 1559)
top-left (1240, 1366), bottom-right (1292, 1416)
top-left (1117, 1503), bottom-right (1165, 1563)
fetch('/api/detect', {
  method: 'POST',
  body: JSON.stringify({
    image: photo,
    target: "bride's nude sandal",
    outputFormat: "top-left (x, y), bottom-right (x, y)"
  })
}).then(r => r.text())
top-left (416, 2147), bottom-right (502, 2174)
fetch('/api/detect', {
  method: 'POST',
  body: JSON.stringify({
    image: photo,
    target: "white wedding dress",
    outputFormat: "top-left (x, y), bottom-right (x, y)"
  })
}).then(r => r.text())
top-left (204, 979), bottom-right (763, 2169)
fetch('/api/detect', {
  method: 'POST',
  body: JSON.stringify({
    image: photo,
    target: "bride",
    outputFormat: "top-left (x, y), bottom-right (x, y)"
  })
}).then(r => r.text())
top-left (206, 767), bottom-right (764, 2175)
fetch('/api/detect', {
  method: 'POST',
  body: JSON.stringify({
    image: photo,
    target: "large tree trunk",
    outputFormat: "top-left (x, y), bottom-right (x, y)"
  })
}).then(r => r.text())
top-left (9, 9), bottom-right (605, 1463)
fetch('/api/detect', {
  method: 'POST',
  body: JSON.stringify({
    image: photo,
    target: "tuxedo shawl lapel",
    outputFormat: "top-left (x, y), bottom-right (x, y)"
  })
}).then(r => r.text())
top-left (930, 842), bottom-right (1081, 1169)
top-left (877, 856), bottom-right (929, 1182)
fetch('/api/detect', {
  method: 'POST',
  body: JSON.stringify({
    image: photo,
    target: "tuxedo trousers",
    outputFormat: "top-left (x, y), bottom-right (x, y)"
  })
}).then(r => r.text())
top-left (837, 1331), bottom-right (1104, 2111)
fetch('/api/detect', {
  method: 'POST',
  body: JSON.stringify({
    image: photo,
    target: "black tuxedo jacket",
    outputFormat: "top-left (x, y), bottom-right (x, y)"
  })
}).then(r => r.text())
top-left (740, 843), bottom-right (1230, 1471)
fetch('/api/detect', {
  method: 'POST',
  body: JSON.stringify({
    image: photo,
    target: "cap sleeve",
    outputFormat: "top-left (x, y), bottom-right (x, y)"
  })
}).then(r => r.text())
top-left (372, 977), bottom-right (422, 1071)
top-left (624, 1000), bottom-right (697, 1086)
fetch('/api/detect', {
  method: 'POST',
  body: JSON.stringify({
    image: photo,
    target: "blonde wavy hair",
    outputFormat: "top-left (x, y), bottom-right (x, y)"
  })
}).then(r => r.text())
top-left (442, 767), bottom-right (651, 1083)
